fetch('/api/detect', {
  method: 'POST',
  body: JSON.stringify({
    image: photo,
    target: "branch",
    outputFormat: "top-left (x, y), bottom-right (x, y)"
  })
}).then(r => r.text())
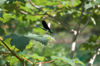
top-left (19, 10), bottom-right (44, 15)
top-left (22, 55), bottom-right (55, 65)
top-left (51, 16), bottom-right (72, 31)
top-left (80, 12), bottom-right (93, 32)
top-left (22, 56), bottom-right (33, 64)
top-left (28, 0), bottom-right (72, 32)
top-left (29, 0), bottom-right (40, 9)
top-left (70, 0), bottom-right (86, 59)
top-left (45, 14), bottom-right (72, 31)
top-left (0, 38), bottom-right (25, 66)
top-left (88, 48), bottom-right (100, 66)
top-left (16, 0), bottom-right (72, 32)
top-left (20, 10), bottom-right (29, 15)
top-left (36, 59), bottom-right (55, 65)
top-left (0, 52), bottom-right (10, 55)
top-left (78, 0), bottom-right (86, 29)
top-left (16, 1), bottom-right (43, 16)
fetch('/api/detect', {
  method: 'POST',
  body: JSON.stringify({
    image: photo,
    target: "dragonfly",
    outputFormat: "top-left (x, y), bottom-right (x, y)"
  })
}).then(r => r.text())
top-left (36, 20), bottom-right (53, 33)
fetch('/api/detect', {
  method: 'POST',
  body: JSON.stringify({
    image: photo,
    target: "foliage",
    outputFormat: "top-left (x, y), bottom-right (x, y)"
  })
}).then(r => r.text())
top-left (80, 35), bottom-right (100, 63)
top-left (0, 0), bottom-right (100, 66)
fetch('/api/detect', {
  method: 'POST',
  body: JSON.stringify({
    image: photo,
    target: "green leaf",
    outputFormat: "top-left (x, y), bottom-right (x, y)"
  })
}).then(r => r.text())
top-left (25, 54), bottom-right (45, 62)
top-left (4, 34), bottom-right (30, 51)
top-left (3, 38), bottom-right (19, 51)
top-left (74, 58), bottom-right (84, 65)
top-left (98, 36), bottom-right (100, 41)
top-left (43, 35), bottom-right (55, 41)
top-left (51, 56), bottom-right (75, 66)
top-left (25, 40), bottom-right (33, 49)
top-left (6, 56), bottom-right (19, 66)
top-left (26, 33), bottom-right (48, 45)
top-left (62, 56), bottom-right (75, 66)
top-left (88, 35), bottom-right (98, 42)
top-left (85, 2), bottom-right (94, 10)
top-left (33, 28), bottom-right (45, 34)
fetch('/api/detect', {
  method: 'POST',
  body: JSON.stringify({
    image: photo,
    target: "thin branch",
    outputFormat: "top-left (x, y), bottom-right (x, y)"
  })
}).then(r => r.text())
top-left (0, 52), bottom-right (10, 55)
top-left (47, 15), bottom-right (72, 31)
top-left (80, 12), bottom-right (93, 32)
top-left (78, 0), bottom-right (86, 30)
top-left (16, 1), bottom-right (43, 16)
top-left (49, 15), bottom-right (72, 31)
top-left (28, 0), bottom-right (72, 32)
top-left (22, 54), bottom-right (55, 65)
top-left (36, 59), bottom-right (55, 64)
top-left (19, 10), bottom-right (44, 15)
top-left (88, 48), bottom-right (100, 66)
top-left (16, 0), bottom-right (72, 32)
top-left (22, 56), bottom-right (33, 64)
top-left (29, 0), bottom-right (40, 9)
top-left (0, 38), bottom-right (25, 66)
top-left (20, 10), bottom-right (29, 15)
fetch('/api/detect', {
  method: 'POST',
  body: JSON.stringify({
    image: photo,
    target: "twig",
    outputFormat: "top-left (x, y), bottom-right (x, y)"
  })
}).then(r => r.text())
top-left (0, 38), bottom-right (25, 66)
top-left (36, 59), bottom-right (55, 64)
top-left (22, 56), bottom-right (33, 64)
top-left (16, 1), bottom-right (43, 15)
top-left (22, 55), bottom-right (55, 65)
top-left (29, 0), bottom-right (40, 9)
top-left (49, 15), bottom-right (72, 31)
top-left (16, 0), bottom-right (72, 31)
top-left (20, 10), bottom-right (28, 15)
top-left (0, 52), bottom-right (10, 55)
top-left (19, 10), bottom-right (44, 15)
top-left (80, 12), bottom-right (93, 32)
top-left (28, 0), bottom-right (72, 32)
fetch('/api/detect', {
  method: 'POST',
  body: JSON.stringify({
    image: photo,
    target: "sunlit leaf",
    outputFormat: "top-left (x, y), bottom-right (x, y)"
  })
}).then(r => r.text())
top-left (6, 56), bottom-right (19, 66)
top-left (25, 54), bottom-right (45, 62)
top-left (25, 40), bottom-right (33, 49)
